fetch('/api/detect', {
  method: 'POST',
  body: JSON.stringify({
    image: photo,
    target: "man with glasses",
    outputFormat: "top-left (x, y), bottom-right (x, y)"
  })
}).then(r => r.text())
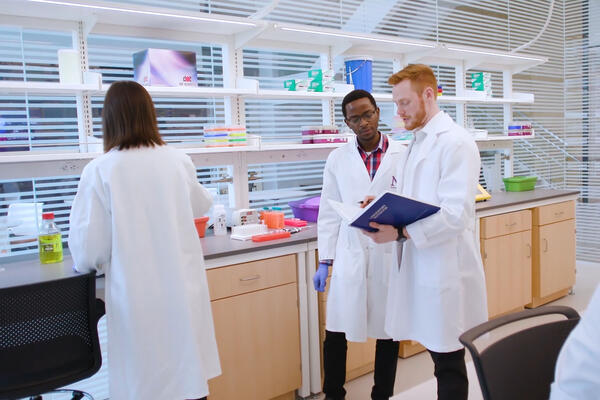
top-left (314, 89), bottom-right (405, 400)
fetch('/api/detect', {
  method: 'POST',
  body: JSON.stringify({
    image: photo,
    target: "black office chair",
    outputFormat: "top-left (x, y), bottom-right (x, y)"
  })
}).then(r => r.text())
top-left (459, 305), bottom-right (580, 400)
top-left (0, 271), bottom-right (105, 400)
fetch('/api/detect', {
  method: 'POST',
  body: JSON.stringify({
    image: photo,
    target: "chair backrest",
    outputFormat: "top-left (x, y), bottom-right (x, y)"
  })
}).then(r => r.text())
top-left (459, 306), bottom-right (580, 400)
top-left (0, 271), bottom-right (105, 399)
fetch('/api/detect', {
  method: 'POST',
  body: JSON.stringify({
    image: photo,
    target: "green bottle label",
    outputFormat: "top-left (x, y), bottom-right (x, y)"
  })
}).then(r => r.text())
top-left (39, 233), bottom-right (63, 264)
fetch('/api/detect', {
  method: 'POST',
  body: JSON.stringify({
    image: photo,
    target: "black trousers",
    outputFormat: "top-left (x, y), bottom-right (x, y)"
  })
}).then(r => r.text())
top-left (428, 348), bottom-right (468, 400)
top-left (322, 330), bottom-right (400, 400)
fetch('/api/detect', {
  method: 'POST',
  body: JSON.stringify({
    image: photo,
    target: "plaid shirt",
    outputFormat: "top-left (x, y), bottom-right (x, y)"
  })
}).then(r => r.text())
top-left (357, 133), bottom-right (389, 180)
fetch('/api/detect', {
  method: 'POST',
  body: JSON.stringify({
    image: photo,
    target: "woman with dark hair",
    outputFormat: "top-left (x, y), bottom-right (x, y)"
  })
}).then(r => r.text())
top-left (68, 81), bottom-right (220, 400)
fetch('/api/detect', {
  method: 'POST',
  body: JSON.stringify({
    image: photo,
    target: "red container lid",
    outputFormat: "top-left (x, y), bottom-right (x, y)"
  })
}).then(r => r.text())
top-left (42, 212), bottom-right (54, 220)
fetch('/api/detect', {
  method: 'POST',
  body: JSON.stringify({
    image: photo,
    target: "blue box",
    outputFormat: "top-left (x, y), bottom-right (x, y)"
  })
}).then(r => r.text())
top-left (133, 49), bottom-right (197, 87)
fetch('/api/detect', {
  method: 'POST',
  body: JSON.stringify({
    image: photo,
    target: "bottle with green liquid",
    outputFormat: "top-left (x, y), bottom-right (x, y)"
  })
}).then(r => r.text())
top-left (38, 212), bottom-right (63, 264)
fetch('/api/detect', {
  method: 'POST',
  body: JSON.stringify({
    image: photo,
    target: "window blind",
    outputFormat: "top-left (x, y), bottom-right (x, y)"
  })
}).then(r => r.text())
top-left (565, 0), bottom-right (599, 261)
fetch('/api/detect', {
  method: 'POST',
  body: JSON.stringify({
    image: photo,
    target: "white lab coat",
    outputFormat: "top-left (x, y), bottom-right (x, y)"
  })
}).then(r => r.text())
top-left (318, 136), bottom-right (405, 342)
top-left (68, 146), bottom-right (221, 400)
top-left (385, 111), bottom-right (488, 352)
top-left (550, 284), bottom-right (600, 400)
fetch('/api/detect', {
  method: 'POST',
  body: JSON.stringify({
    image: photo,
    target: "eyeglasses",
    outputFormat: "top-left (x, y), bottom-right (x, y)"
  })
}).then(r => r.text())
top-left (346, 109), bottom-right (378, 125)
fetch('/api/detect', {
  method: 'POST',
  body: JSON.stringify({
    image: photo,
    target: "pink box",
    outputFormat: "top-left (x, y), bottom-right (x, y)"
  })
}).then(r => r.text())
top-left (301, 126), bottom-right (321, 144)
top-left (133, 49), bottom-right (197, 87)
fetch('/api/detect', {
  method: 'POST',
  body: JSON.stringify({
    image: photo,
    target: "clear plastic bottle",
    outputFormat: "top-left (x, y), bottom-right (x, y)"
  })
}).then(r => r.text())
top-left (213, 204), bottom-right (227, 236)
top-left (38, 212), bottom-right (63, 264)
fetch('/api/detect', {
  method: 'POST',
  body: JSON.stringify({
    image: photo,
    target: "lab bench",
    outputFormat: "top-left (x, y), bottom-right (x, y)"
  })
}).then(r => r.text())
top-left (0, 188), bottom-right (579, 399)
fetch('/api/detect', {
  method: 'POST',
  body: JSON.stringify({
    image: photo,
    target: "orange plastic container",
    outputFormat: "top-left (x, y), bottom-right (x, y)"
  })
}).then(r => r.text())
top-left (194, 216), bottom-right (210, 238)
top-left (263, 211), bottom-right (285, 229)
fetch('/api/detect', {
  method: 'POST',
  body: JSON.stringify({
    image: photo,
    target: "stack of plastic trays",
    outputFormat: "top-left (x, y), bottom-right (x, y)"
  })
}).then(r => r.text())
top-left (228, 125), bottom-right (247, 146)
top-left (203, 125), bottom-right (247, 147)
top-left (203, 125), bottom-right (229, 147)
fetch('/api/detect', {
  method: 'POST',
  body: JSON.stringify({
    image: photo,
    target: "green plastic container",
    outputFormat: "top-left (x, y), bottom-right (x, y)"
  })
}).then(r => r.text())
top-left (503, 176), bottom-right (538, 192)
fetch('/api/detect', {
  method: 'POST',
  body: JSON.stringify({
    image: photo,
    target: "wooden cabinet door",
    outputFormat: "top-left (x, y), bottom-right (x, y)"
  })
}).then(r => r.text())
top-left (482, 230), bottom-right (532, 318)
top-left (537, 219), bottom-right (576, 298)
top-left (346, 339), bottom-right (377, 380)
top-left (208, 283), bottom-right (301, 400)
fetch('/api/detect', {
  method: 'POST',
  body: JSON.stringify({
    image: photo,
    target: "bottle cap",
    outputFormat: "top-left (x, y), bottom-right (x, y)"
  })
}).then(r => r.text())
top-left (42, 212), bottom-right (54, 220)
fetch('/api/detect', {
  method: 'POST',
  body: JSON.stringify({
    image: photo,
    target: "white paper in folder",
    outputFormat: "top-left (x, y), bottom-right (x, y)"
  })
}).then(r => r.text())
top-left (327, 199), bottom-right (362, 222)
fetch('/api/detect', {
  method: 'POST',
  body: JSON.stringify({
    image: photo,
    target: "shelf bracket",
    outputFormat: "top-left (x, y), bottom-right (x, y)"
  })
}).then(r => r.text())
top-left (234, 22), bottom-right (269, 49)
top-left (81, 14), bottom-right (97, 37)
top-left (331, 42), bottom-right (353, 58)
top-left (404, 47), bottom-right (438, 65)
top-left (464, 57), bottom-right (485, 71)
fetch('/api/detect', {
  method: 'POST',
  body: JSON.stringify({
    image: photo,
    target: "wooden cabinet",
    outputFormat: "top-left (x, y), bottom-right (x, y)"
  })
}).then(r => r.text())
top-left (480, 209), bottom-right (532, 318)
top-left (207, 255), bottom-right (301, 400)
top-left (528, 201), bottom-right (576, 307)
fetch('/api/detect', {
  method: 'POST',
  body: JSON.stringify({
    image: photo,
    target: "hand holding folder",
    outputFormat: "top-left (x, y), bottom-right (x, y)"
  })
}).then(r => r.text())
top-left (328, 191), bottom-right (440, 232)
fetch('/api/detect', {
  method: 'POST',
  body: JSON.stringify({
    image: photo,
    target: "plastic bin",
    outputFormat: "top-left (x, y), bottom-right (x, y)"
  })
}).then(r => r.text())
top-left (345, 56), bottom-right (373, 92)
top-left (288, 196), bottom-right (320, 222)
top-left (502, 176), bottom-right (538, 192)
top-left (194, 216), bottom-right (210, 238)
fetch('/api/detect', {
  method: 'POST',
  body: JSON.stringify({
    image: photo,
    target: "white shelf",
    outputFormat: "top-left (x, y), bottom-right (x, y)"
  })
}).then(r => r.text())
top-left (93, 84), bottom-right (255, 98)
top-left (0, 81), bottom-right (99, 95)
top-left (372, 92), bottom-right (535, 104)
top-left (0, 150), bottom-right (97, 164)
top-left (246, 89), bottom-right (348, 100)
top-left (418, 44), bottom-right (547, 74)
top-left (392, 134), bottom-right (536, 147)
top-left (259, 142), bottom-right (348, 151)
top-left (0, 134), bottom-right (536, 166)
top-left (0, 81), bottom-right (535, 106)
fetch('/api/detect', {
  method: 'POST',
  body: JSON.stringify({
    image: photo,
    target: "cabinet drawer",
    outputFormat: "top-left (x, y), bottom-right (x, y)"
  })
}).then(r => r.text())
top-left (533, 201), bottom-right (575, 226)
top-left (207, 255), bottom-right (296, 300)
top-left (480, 210), bottom-right (532, 239)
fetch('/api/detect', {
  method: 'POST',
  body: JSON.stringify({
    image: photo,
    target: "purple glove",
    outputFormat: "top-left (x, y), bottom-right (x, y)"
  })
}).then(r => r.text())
top-left (313, 262), bottom-right (330, 292)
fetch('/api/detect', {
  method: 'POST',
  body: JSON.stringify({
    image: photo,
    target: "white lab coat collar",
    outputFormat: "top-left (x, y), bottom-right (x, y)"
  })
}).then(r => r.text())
top-left (356, 131), bottom-right (386, 154)
top-left (344, 134), bottom-right (403, 189)
top-left (401, 111), bottom-right (453, 194)
top-left (419, 110), bottom-right (451, 136)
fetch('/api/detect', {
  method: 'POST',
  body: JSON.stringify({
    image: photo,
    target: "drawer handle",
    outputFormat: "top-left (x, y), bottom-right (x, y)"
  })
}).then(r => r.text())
top-left (543, 238), bottom-right (548, 252)
top-left (526, 243), bottom-right (531, 258)
top-left (554, 211), bottom-right (564, 217)
top-left (505, 222), bottom-right (517, 228)
top-left (239, 274), bottom-right (261, 282)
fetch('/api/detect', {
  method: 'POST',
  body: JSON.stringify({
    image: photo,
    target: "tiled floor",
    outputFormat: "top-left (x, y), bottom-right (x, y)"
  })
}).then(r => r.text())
top-left (313, 261), bottom-right (600, 400)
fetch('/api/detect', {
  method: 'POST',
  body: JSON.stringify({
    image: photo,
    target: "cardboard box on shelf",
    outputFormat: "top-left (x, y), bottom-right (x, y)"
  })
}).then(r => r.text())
top-left (133, 49), bottom-right (197, 87)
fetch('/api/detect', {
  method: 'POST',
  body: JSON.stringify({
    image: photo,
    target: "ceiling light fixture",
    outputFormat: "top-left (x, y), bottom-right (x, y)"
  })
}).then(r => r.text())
top-left (27, 0), bottom-right (258, 26)
top-left (446, 46), bottom-right (545, 62)
top-left (279, 26), bottom-right (435, 48)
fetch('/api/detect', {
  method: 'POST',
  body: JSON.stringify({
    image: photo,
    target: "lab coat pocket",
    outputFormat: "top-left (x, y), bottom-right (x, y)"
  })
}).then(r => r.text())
top-left (415, 243), bottom-right (458, 289)
top-left (333, 227), bottom-right (366, 282)
top-left (367, 243), bottom-right (395, 284)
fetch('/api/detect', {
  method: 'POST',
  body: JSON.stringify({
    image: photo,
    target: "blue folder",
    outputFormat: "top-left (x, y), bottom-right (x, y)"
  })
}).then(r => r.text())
top-left (350, 191), bottom-right (440, 232)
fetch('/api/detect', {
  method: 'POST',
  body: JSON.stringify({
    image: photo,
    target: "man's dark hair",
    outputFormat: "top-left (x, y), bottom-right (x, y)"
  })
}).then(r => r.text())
top-left (341, 89), bottom-right (377, 119)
